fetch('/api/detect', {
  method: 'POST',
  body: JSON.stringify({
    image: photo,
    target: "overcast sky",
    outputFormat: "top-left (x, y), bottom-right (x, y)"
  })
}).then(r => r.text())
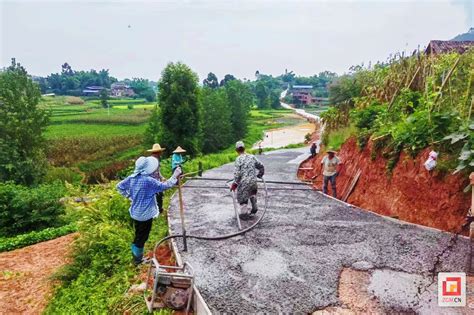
top-left (1, 0), bottom-right (472, 81)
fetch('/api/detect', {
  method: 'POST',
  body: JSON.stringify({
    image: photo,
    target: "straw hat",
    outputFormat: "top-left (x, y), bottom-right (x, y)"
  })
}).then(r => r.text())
top-left (173, 146), bottom-right (186, 154)
top-left (131, 156), bottom-right (158, 177)
top-left (147, 143), bottom-right (166, 153)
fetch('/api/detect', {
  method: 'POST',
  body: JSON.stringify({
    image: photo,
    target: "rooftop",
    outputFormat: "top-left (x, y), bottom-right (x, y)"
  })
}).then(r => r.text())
top-left (425, 40), bottom-right (474, 55)
top-left (292, 85), bottom-right (313, 89)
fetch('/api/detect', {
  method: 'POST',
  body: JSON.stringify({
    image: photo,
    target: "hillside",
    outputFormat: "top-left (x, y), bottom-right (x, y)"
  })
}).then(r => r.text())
top-left (451, 27), bottom-right (474, 41)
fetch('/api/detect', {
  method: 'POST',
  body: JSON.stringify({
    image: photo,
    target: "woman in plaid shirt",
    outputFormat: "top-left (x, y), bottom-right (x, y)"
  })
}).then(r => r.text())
top-left (117, 156), bottom-right (182, 265)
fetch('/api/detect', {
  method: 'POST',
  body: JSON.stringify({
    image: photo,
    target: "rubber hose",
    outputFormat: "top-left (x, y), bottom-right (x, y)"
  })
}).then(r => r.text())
top-left (152, 177), bottom-right (268, 255)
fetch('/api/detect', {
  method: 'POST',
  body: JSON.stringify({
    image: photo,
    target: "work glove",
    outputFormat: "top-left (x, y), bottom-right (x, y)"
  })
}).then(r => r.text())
top-left (173, 166), bottom-right (183, 179)
top-left (230, 183), bottom-right (238, 191)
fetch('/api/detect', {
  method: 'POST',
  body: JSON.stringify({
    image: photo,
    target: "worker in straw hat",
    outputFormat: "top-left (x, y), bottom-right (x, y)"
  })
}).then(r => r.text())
top-left (321, 148), bottom-right (343, 198)
top-left (230, 141), bottom-right (265, 220)
top-left (147, 143), bottom-right (166, 214)
top-left (171, 146), bottom-right (187, 172)
top-left (117, 156), bottom-right (182, 265)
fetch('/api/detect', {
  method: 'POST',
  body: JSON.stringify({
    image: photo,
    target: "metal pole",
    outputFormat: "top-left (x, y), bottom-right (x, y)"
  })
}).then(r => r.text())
top-left (177, 177), bottom-right (187, 251)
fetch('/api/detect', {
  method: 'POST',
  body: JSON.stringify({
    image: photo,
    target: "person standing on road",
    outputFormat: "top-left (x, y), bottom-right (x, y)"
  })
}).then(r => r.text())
top-left (117, 156), bottom-right (182, 265)
top-left (230, 141), bottom-right (265, 220)
top-left (310, 140), bottom-right (321, 157)
top-left (321, 149), bottom-right (342, 198)
top-left (310, 143), bottom-right (317, 157)
top-left (147, 143), bottom-right (166, 214)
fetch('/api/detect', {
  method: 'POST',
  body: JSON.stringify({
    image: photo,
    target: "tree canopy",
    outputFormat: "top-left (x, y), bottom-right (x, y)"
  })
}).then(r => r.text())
top-left (200, 87), bottom-right (232, 153)
top-left (0, 59), bottom-right (49, 185)
top-left (203, 72), bottom-right (219, 89)
top-left (44, 63), bottom-right (117, 95)
top-left (158, 62), bottom-right (201, 156)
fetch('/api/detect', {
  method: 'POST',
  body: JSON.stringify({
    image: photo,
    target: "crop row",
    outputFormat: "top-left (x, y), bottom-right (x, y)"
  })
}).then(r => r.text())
top-left (0, 223), bottom-right (77, 252)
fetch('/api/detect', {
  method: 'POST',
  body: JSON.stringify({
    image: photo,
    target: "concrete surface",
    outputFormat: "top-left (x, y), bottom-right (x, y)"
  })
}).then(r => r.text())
top-left (168, 148), bottom-right (471, 314)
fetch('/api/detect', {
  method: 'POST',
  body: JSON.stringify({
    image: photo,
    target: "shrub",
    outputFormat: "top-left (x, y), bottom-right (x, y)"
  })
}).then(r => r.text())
top-left (390, 110), bottom-right (456, 157)
top-left (44, 166), bottom-right (84, 184)
top-left (0, 182), bottom-right (66, 237)
top-left (45, 183), bottom-right (170, 314)
top-left (350, 102), bottom-right (385, 131)
top-left (66, 96), bottom-right (85, 105)
top-left (0, 223), bottom-right (77, 252)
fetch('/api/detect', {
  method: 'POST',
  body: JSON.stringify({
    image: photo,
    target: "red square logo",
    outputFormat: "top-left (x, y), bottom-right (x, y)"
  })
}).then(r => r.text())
top-left (442, 277), bottom-right (461, 296)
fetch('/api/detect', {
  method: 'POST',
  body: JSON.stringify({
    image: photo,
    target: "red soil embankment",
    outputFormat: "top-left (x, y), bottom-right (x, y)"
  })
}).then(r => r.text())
top-left (298, 137), bottom-right (470, 233)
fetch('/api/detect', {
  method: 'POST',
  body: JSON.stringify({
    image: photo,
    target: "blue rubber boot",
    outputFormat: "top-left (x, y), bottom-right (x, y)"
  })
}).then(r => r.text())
top-left (131, 244), bottom-right (144, 265)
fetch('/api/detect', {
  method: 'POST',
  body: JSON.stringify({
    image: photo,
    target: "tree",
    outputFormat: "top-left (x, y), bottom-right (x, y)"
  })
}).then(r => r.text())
top-left (44, 64), bottom-right (118, 95)
top-left (144, 105), bottom-right (161, 146)
top-left (129, 78), bottom-right (156, 101)
top-left (225, 80), bottom-right (253, 140)
top-left (219, 74), bottom-right (236, 86)
top-left (203, 72), bottom-right (219, 89)
top-left (281, 70), bottom-right (295, 83)
top-left (329, 75), bottom-right (361, 107)
top-left (100, 89), bottom-right (109, 108)
top-left (61, 62), bottom-right (74, 76)
top-left (142, 89), bottom-right (156, 102)
top-left (255, 80), bottom-right (269, 109)
top-left (200, 88), bottom-right (233, 153)
top-left (158, 62), bottom-right (201, 156)
top-left (0, 59), bottom-right (50, 185)
top-left (269, 90), bottom-right (281, 109)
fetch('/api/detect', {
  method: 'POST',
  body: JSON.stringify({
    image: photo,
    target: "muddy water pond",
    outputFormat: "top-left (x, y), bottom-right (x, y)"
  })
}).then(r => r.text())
top-left (253, 118), bottom-right (315, 149)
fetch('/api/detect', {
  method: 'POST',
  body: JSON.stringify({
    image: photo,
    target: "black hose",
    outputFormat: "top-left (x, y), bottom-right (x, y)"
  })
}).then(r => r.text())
top-left (185, 176), bottom-right (311, 186)
top-left (152, 177), bottom-right (269, 255)
top-left (182, 185), bottom-right (315, 191)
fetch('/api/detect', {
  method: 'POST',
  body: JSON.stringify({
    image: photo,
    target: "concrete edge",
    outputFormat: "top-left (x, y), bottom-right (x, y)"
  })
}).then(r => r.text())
top-left (317, 189), bottom-right (469, 240)
top-left (167, 191), bottom-right (213, 315)
top-left (296, 154), bottom-right (469, 240)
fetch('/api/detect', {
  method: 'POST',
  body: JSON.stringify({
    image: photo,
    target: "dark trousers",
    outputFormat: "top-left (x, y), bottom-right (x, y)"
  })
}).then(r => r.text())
top-left (323, 174), bottom-right (337, 198)
top-left (156, 192), bottom-right (164, 213)
top-left (133, 218), bottom-right (153, 248)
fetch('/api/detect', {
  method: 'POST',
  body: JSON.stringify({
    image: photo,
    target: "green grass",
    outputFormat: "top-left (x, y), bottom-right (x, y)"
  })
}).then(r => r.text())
top-left (323, 125), bottom-right (356, 151)
top-left (41, 96), bottom-right (154, 125)
top-left (45, 185), bottom-right (172, 314)
top-left (114, 104), bottom-right (156, 110)
top-left (45, 124), bottom-right (146, 139)
top-left (0, 224), bottom-right (77, 252)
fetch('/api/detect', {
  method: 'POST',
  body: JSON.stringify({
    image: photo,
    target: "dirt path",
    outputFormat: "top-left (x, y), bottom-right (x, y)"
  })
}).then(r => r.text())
top-left (0, 233), bottom-right (77, 314)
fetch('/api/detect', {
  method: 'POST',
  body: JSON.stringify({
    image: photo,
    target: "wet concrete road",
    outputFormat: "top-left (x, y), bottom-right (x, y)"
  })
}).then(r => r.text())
top-left (168, 148), bottom-right (471, 314)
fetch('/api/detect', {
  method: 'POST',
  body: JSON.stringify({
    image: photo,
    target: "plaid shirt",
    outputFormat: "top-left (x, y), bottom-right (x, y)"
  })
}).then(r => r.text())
top-left (117, 174), bottom-right (177, 221)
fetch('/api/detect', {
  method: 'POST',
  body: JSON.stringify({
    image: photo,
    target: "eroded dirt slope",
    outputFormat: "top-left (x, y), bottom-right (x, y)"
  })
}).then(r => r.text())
top-left (298, 137), bottom-right (469, 233)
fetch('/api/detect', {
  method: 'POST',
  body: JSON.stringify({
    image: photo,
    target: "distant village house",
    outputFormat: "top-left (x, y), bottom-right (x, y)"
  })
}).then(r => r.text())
top-left (291, 85), bottom-right (329, 106)
top-left (82, 86), bottom-right (105, 96)
top-left (110, 82), bottom-right (135, 98)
